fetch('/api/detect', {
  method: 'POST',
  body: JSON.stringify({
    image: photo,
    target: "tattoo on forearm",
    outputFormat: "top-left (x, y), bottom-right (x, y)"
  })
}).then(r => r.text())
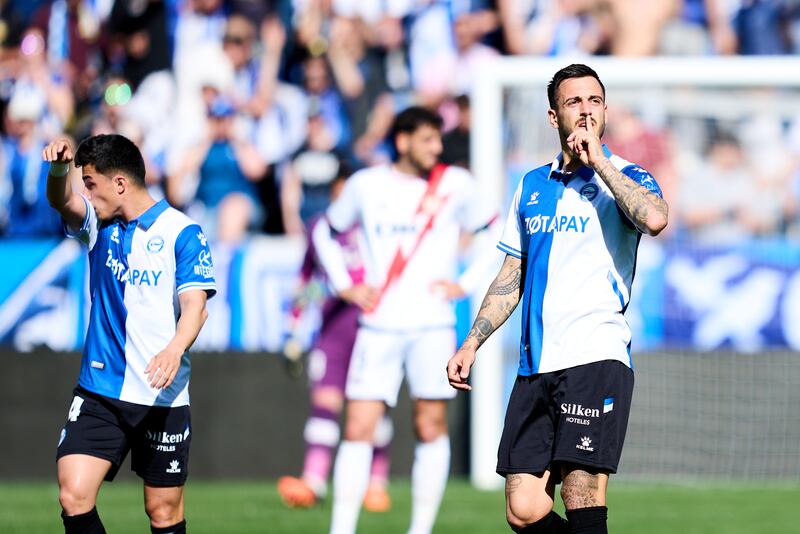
top-left (466, 257), bottom-right (524, 348)
top-left (595, 159), bottom-right (668, 233)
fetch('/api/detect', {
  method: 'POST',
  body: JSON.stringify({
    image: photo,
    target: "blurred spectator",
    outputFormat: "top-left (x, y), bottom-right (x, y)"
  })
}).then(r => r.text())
top-left (0, 90), bottom-right (62, 237)
top-left (659, 0), bottom-right (737, 55)
top-left (451, 9), bottom-right (500, 97)
top-left (733, 0), bottom-right (792, 55)
top-left (298, 53), bottom-right (351, 153)
top-left (441, 94), bottom-right (470, 169)
top-left (169, 97), bottom-right (267, 244)
top-left (107, 0), bottom-right (171, 90)
top-left (679, 132), bottom-right (756, 244)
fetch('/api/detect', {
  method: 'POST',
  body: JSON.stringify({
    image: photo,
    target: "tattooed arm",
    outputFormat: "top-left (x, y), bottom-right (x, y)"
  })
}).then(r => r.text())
top-left (567, 124), bottom-right (668, 236)
top-left (446, 254), bottom-right (524, 391)
top-left (593, 158), bottom-right (669, 236)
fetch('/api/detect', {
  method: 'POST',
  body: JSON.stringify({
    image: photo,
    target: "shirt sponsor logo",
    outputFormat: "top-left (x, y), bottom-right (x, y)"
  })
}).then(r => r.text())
top-left (580, 183), bottom-right (599, 201)
top-left (193, 250), bottom-right (214, 279)
top-left (147, 236), bottom-right (165, 253)
top-left (524, 215), bottom-right (590, 235)
top-left (105, 249), bottom-right (163, 286)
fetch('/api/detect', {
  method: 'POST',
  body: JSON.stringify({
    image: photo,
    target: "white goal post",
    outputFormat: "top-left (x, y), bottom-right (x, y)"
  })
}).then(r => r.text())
top-left (468, 56), bottom-right (800, 490)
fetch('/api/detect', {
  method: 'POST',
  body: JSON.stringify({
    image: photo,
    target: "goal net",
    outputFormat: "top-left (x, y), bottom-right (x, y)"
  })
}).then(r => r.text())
top-left (469, 57), bottom-right (800, 488)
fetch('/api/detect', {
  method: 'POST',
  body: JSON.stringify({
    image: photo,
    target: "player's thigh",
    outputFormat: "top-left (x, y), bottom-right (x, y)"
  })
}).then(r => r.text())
top-left (552, 360), bottom-right (634, 475)
top-left (343, 399), bottom-right (387, 441)
top-left (131, 405), bottom-right (191, 488)
top-left (505, 471), bottom-right (558, 526)
top-left (144, 483), bottom-right (185, 526)
top-left (57, 454), bottom-right (113, 513)
top-left (560, 465), bottom-right (609, 510)
top-left (404, 328), bottom-right (456, 402)
top-left (345, 328), bottom-right (405, 407)
top-left (57, 389), bottom-right (130, 485)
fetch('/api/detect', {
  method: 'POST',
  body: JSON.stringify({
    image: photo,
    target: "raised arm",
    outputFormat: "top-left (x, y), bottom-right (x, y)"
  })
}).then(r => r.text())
top-left (43, 139), bottom-right (86, 230)
top-left (568, 125), bottom-right (668, 236)
top-left (447, 254), bottom-right (524, 391)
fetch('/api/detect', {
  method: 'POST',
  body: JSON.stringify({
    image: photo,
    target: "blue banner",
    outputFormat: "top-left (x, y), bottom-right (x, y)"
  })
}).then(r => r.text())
top-left (1, 237), bottom-right (799, 353)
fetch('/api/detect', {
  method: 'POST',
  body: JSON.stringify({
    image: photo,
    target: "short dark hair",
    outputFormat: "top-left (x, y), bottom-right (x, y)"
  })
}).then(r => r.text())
top-left (389, 106), bottom-right (443, 145)
top-left (547, 64), bottom-right (605, 110)
top-left (74, 134), bottom-right (146, 187)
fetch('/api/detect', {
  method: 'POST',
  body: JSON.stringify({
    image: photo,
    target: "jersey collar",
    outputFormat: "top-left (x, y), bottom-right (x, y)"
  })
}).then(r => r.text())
top-left (131, 199), bottom-right (169, 230)
top-left (549, 144), bottom-right (613, 184)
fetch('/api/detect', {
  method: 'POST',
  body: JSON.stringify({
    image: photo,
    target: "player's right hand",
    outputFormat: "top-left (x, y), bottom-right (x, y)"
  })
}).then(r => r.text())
top-left (447, 346), bottom-right (476, 391)
top-left (339, 284), bottom-right (379, 312)
top-left (42, 139), bottom-right (74, 164)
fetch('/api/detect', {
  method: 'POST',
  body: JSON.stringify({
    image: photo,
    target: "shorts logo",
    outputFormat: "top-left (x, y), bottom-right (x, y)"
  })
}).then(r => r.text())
top-left (166, 460), bottom-right (181, 474)
top-left (67, 396), bottom-right (84, 422)
top-left (562, 403), bottom-right (598, 425)
top-left (58, 429), bottom-right (66, 447)
top-left (576, 436), bottom-right (594, 452)
top-left (580, 183), bottom-right (599, 201)
top-left (603, 397), bottom-right (614, 413)
top-left (147, 236), bottom-right (165, 253)
top-left (147, 426), bottom-right (190, 452)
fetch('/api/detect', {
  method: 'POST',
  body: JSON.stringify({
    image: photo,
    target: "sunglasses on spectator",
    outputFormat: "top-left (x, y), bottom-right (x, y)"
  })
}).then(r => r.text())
top-left (223, 35), bottom-right (249, 45)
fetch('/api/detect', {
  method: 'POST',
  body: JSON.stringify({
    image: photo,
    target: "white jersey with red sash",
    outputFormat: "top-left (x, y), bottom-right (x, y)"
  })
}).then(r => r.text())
top-left (326, 163), bottom-right (494, 331)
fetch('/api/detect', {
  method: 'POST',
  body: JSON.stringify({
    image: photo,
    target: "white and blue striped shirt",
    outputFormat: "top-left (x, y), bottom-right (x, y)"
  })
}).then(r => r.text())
top-left (66, 198), bottom-right (216, 406)
top-left (498, 145), bottom-right (662, 375)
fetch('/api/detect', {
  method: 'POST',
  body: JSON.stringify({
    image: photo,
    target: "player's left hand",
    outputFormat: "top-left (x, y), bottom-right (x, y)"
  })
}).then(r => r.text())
top-left (430, 280), bottom-right (466, 300)
top-left (145, 347), bottom-right (183, 389)
top-left (566, 121), bottom-right (605, 167)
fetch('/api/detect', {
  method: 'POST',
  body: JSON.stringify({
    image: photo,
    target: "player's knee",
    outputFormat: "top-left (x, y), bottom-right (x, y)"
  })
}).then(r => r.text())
top-left (311, 387), bottom-right (344, 413)
top-left (343, 418), bottom-right (374, 441)
top-left (560, 475), bottom-right (604, 510)
top-left (145, 498), bottom-right (181, 527)
top-left (58, 485), bottom-right (96, 515)
top-left (506, 502), bottom-right (552, 531)
top-left (413, 417), bottom-right (447, 443)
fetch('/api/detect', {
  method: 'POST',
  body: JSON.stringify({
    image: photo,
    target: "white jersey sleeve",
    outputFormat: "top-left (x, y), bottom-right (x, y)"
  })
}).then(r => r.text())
top-left (326, 171), bottom-right (363, 232)
top-left (63, 195), bottom-right (100, 251)
top-left (451, 167), bottom-right (497, 233)
top-left (497, 178), bottom-right (525, 259)
top-left (311, 217), bottom-right (353, 293)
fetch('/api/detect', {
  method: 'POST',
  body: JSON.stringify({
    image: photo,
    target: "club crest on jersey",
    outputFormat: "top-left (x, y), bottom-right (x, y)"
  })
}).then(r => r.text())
top-left (147, 236), bottom-right (164, 253)
top-left (579, 183), bottom-right (599, 202)
top-left (527, 191), bottom-right (540, 206)
top-left (421, 194), bottom-right (446, 216)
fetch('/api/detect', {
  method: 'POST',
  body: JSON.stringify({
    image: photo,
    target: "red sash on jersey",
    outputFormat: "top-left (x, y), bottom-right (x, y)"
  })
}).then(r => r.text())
top-left (369, 163), bottom-right (449, 313)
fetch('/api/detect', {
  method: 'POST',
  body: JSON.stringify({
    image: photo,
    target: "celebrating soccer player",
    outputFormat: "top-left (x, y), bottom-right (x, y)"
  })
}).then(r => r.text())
top-left (325, 106), bottom-right (498, 534)
top-left (447, 64), bottom-right (668, 533)
top-left (44, 135), bottom-right (216, 534)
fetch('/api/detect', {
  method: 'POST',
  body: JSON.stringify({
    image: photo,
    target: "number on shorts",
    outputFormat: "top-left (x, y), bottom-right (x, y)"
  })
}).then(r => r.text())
top-left (67, 396), bottom-right (84, 422)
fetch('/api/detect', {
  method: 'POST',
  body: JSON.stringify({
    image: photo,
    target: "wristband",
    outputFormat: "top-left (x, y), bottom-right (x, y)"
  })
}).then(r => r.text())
top-left (49, 162), bottom-right (70, 177)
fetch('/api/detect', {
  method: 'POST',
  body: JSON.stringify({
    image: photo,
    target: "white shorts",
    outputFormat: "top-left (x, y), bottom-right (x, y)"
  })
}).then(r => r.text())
top-left (345, 327), bottom-right (457, 407)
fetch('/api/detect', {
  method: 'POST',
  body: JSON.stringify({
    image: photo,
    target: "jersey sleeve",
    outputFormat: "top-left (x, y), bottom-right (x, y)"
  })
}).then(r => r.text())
top-left (497, 178), bottom-right (525, 258)
top-left (311, 217), bottom-right (353, 293)
top-left (621, 164), bottom-right (663, 198)
top-left (63, 195), bottom-right (100, 251)
top-left (326, 173), bottom-right (361, 232)
top-left (453, 167), bottom-right (498, 233)
top-left (174, 224), bottom-right (217, 298)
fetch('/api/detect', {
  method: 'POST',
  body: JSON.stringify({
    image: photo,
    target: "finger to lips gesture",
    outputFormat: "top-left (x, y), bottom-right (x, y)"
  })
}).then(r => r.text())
top-left (42, 140), bottom-right (74, 164)
top-left (145, 348), bottom-right (182, 390)
top-left (566, 120), bottom-right (601, 166)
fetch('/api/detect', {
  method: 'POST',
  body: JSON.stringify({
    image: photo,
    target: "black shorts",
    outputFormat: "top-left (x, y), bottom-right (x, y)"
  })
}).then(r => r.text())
top-left (497, 360), bottom-right (634, 479)
top-left (56, 387), bottom-right (191, 486)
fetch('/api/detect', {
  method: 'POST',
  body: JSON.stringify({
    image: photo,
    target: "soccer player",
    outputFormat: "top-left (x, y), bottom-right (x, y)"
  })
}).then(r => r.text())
top-left (278, 171), bottom-right (394, 512)
top-left (447, 63), bottom-right (669, 534)
top-left (326, 106), bottom-right (498, 534)
top-left (43, 134), bottom-right (216, 534)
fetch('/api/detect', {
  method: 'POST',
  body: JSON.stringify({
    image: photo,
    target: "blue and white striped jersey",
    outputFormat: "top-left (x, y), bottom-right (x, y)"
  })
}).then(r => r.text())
top-left (65, 198), bottom-right (216, 406)
top-left (498, 145), bottom-right (662, 375)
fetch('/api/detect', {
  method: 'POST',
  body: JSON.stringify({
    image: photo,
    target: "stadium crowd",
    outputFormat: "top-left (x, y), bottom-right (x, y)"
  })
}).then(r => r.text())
top-left (1, 0), bottom-right (800, 244)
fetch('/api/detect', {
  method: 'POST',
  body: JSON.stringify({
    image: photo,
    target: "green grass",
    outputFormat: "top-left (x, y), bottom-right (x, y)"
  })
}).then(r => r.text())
top-left (0, 479), bottom-right (797, 533)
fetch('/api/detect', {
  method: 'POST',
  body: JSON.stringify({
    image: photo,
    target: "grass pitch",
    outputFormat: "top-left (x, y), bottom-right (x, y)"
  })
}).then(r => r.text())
top-left (0, 479), bottom-right (797, 533)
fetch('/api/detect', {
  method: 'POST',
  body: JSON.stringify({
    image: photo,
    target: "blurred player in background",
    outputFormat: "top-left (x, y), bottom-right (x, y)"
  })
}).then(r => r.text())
top-left (447, 64), bottom-right (668, 534)
top-left (44, 134), bottom-right (215, 534)
top-left (326, 106), bottom-right (498, 534)
top-left (278, 165), bottom-right (394, 512)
